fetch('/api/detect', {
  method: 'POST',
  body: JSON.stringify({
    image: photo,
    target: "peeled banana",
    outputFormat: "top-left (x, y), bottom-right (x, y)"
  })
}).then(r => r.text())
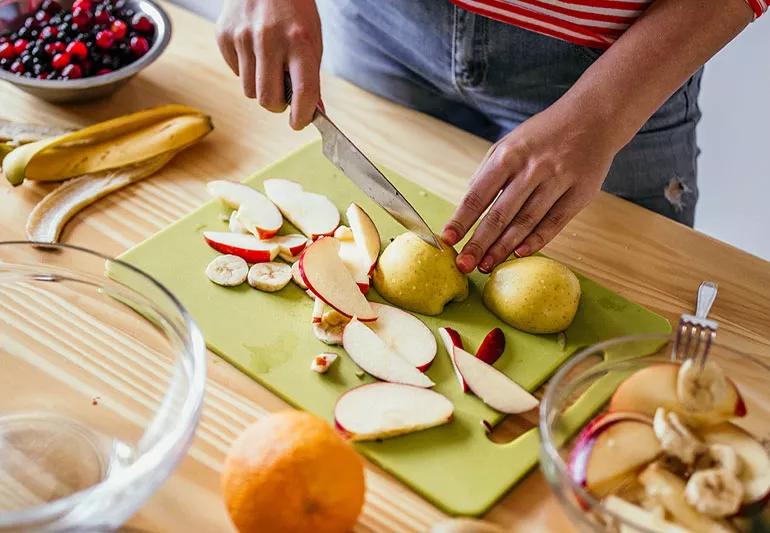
top-left (3, 104), bottom-right (212, 186)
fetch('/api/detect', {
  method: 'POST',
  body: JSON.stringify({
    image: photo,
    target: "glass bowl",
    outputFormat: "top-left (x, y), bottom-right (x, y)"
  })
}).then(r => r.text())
top-left (0, 242), bottom-right (206, 531)
top-left (0, 0), bottom-right (171, 103)
top-left (539, 333), bottom-right (770, 532)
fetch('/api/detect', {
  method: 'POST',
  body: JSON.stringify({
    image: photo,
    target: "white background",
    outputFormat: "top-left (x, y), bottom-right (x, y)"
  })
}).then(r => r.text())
top-left (175, 0), bottom-right (770, 260)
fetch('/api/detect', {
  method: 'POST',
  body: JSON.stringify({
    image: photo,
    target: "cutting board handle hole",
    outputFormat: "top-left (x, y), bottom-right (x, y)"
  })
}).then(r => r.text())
top-left (482, 410), bottom-right (538, 444)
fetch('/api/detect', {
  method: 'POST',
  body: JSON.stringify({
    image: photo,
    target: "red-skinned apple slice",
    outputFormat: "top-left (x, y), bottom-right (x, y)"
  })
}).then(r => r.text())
top-left (453, 346), bottom-right (538, 413)
top-left (311, 297), bottom-right (324, 324)
top-left (299, 238), bottom-right (377, 321)
top-left (334, 382), bottom-right (452, 441)
top-left (207, 180), bottom-right (282, 239)
top-left (700, 423), bottom-right (770, 511)
top-left (569, 414), bottom-right (661, 498)
top-left (338, 238), bottom-right (371, 294)
top-left (263, 179), bottom-right (340, 239)
top-left (203, 231), bottom-right (279, 263)
top-left (439, 327), bottom-right (468, 392)
top-left (346, 203), bottom-right (380, 274)
top-left (368, 303), bottom-right (437, 371)
top-left (343, 319), bottom-right (434, 387)
top-left (608, 363), bottom-right (746, 426)
top-left (476, 328), bottom-right (505, 365)
top-left (269, 234), bottom-right (308, 256)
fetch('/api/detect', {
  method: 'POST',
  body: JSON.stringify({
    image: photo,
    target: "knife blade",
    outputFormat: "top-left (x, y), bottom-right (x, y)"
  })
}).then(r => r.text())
top-left (284, 76), bottom-right (442, 249)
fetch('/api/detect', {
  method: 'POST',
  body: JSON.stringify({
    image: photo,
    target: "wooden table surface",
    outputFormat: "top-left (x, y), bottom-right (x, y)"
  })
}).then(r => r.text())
top-left (2, 3), bottom-right (769, 531)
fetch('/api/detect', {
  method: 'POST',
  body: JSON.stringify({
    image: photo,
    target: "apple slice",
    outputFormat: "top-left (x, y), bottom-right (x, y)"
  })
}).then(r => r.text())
top-left (203, 231), bottom-right (279, 263)
top-left (368, 303), bottom-right (437, 372)
top-left (334, 225), bottom-right (354, 241)
top-left (476, 327), bottom-right (505, 365)
top-left (279, 250), bottom-right (301, 263)
top-left (263, 179), bottom-right (339, 239)
top-left (311, 297), bottom-right (324, 324)
top-left (338, 238), bottom-right (371, 294)
top-left (299, 237), bottom-right (377, 321)
top-left (207, 180), bottom-right (282, 239)
top-left (268, 234), bottom-right (308, 256)
top-left (602, 496), bottom-right (690, 533)
top-left (343, 319), bottom-right (434, 388)
top-left (569, 413), bottom-right (661, 498)
top-left (346, 203), bottom-right (380, 274)
top-left (291, 261), bottom-right (307, 288)
top-left (453, 346), bottom-right (538, 413)
top-left (608, 363), bottom-right (746, 426)
top-left (639, 464), bottom-right (733, 533)
top-left (700, 423), bottom-right (770, 510)
top-left (438, 327), bottom-right (468, 392)
top-left (334, 382), bottom-right (453, 441)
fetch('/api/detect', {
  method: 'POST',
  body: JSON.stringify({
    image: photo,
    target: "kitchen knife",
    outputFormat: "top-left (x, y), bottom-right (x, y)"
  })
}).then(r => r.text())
top-left (284, 78), bottom-right (442, 249)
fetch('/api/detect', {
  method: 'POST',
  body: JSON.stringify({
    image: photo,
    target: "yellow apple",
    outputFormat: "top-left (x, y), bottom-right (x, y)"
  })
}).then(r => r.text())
top-left (373, 232), bottom-right (468, 316)
top-left (482, 256), bottom-right (580, 334)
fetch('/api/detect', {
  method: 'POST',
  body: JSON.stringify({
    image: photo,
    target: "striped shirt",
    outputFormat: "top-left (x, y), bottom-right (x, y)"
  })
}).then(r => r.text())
top-left (449, 0), bottom-right (768, 49)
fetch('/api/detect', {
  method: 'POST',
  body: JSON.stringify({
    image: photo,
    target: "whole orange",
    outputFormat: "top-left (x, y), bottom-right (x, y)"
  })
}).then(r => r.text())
top-left (222, 411), bottom-right (365, 533)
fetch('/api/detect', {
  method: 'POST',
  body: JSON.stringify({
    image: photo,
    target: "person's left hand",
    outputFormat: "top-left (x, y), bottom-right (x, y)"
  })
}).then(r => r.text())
top-left (441, 103), bottom-right (618, 274)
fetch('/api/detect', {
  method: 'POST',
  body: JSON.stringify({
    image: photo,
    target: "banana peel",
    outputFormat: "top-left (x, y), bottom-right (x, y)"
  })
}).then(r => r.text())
top-left (3, 104), bottom-right (211, 186)
top-left (0, 119), bottom-right (71, 167)
top-left (26, 150), bottom-right (179, 243)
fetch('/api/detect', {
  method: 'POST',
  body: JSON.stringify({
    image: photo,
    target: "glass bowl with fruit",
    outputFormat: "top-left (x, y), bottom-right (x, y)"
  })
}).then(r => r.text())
top-left (0, 0), bottom-right (170, 102)
top-left (539, 334), bottom-right (770, 532)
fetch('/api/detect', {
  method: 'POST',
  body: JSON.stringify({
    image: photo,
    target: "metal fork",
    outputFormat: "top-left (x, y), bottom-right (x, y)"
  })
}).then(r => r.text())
top-left (671, 281), bottom-right (719, 365)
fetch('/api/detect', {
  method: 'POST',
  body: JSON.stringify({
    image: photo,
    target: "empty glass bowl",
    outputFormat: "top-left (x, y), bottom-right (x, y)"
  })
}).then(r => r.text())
top-left (0, 242), bottom-right (206, 531)
top-left (539, 333), bottom-right (770, 532)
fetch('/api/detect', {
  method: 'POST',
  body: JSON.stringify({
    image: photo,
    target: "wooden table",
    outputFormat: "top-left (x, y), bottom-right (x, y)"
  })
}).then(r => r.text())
top-left (2, 3), bottom-right (769, 531)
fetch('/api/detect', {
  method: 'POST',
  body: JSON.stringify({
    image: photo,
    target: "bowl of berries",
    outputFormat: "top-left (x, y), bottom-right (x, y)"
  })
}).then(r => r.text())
top-left (0, 0), bottom-right (170, 102)
top-left (539, 334), bottom-right (770, 532)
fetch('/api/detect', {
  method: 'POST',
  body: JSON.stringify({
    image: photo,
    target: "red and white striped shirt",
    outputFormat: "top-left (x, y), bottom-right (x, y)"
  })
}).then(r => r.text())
top-left (450, 0), bottom-right (768, 49)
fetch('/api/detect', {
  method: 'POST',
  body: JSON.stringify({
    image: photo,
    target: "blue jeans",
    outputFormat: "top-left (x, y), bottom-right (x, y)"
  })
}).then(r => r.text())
top-left (318, 0), bottom-right (701, 226)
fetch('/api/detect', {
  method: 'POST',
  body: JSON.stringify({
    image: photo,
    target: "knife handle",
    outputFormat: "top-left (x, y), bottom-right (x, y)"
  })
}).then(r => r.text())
top-left (283, 73), bottom-right (326, 115)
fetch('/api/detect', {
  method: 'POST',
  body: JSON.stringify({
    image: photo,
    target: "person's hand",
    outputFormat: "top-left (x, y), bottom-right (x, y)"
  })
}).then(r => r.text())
top-left (216, 0), bottom-right (322, 130)
top-left (441, 104), bottom-right (617, 274)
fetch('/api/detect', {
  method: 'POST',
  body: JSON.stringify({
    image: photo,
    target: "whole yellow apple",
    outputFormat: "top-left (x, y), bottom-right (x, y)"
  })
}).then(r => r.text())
top-left (482, 256), bottom-right (581, 334)
top-left (373, 232), bottom-right (468, 316)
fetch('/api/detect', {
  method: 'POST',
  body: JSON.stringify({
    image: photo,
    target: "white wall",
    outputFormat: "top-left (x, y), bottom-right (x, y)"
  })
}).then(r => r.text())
top-left (174, 0), bottom-right (769, 260)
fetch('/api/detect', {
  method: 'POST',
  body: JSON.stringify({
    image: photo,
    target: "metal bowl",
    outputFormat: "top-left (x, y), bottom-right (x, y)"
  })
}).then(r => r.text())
top-left (0, 0), bottom-right (171, 103)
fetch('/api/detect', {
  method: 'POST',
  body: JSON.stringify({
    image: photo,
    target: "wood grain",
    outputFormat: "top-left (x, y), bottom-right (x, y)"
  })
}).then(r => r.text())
top-left (1, 3), bottom-right (768, 531)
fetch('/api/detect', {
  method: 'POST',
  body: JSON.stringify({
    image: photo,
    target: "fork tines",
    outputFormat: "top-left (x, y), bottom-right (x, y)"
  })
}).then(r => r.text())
top-left (672, 314), bottom-right (718, 366)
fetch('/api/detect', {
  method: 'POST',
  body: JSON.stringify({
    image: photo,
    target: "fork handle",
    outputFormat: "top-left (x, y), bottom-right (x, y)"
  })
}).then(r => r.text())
top-left (695, 281), bottom-right (718, 319)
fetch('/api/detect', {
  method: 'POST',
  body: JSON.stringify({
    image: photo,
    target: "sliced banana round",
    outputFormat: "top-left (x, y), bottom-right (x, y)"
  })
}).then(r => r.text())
top-left (685, 468), bottom-right (744, 517)
top-left (206, 254), bottom-right (248, 286)
top-left (312, 319), bottom-right (347, 345)
top-left (676, 358), bottom-right (729, 412)
top-left (697, 443), bottom-right (741, 476)
top-left (653, 407), bottom-right (704, 465)
top-left (291, 261), bottom-right (307, 289)
top-left (247, 262), bottom-right (292, 292)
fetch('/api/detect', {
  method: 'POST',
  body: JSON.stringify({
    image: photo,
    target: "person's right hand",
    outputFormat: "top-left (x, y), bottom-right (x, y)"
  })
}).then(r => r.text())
top-left (216, 0), bottom-right (322, 130)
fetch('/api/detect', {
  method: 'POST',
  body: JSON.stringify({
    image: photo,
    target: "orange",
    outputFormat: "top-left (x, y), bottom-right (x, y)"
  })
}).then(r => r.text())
top-left (222, 411), bottom-right (365, 533)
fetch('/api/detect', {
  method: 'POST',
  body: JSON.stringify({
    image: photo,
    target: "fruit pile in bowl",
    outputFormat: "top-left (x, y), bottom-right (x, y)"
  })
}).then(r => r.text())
top-left (0, 0), bottom-right (170, 102)
top-left (540, 335), bottom-right (770, 532)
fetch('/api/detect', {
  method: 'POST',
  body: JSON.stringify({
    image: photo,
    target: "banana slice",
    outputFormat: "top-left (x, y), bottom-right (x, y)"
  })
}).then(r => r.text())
top-left (677, 359), bottom-right (729, 413)
top-left (291, 261), bottom-right (307, 289)
top-left (310, 353), bottom-right (338, 373)
top-left (228, 211), bottom-right (248, 233)
top-left (312, 308), bottom-right (350, 345)
top-left (206, 255), bottom-right (248, 286)
top-left (653, 407), bottom-right (704, 465)
top-left (247, 262), bottom-right (292, 292)
top-left (685, 468), bottom-right (743, 517)
top-left (697, 444), bottom-right (741, 476)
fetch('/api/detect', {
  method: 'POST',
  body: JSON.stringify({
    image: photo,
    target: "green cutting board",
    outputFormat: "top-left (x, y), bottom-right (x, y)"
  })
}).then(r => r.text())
top-left (117, 141), bottom-right (670, 516)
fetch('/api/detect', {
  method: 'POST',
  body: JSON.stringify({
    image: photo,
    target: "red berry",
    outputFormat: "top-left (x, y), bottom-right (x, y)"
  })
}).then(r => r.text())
top-left (37, 71), bottom-right (53, 79)
top-left (0, 42), bottom-right (15, 60)
top-left (13, 39), bottom-right (29, 55)
top-left (34, 10), bottom-right (51, 24)
top-left (96, 67), bottom-right (112, 76)
top-left (129, 35), bottom-right (149, 57)
top-left (131, 13), bottom-right (153, 33)
top-left (93, 8), bottom-right (110, 25)
top-left (71, 7), bottom-right (92, 27)
top-left (44, 41), bottom-right (66, 55)
top-left (51, 52), bottom-right (71, 70)
top-left (10, 60), bottom-right (25, 74)
top-left (110, 19), bottom-right (128, 39)
top-left (95, 30), bottom-right (114, 49)
top-left (62, 63), bottom-right (82, 79)
top-left (72, 0), bottom-right (92, 11)
top-left (65, 41), bottom-right (88, 60)
top-left (40, 26), bottom-right (59, 40)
